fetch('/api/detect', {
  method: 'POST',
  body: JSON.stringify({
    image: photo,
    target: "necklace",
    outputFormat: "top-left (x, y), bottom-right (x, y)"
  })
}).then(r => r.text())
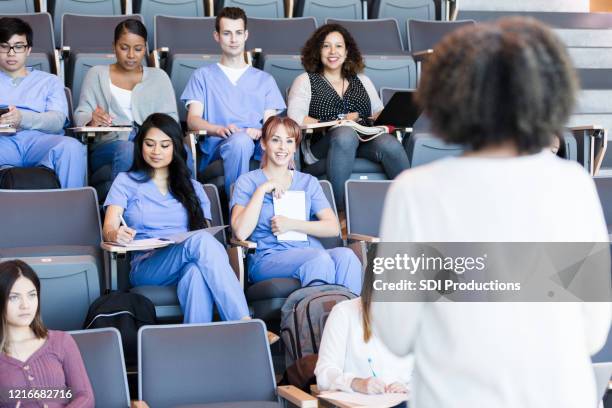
top-left (321, 74), bottom-right (348, 119)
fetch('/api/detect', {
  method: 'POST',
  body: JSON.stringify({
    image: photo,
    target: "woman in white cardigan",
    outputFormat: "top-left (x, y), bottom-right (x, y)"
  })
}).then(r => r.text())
top-left (74, 19), bottom-right (178, 181)
top-left (315, 267), bottom-right (414, 395)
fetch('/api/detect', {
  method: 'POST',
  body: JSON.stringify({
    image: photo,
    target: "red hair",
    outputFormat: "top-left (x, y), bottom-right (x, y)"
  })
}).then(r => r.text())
top-left (260, 116), bottom-right (302, 169)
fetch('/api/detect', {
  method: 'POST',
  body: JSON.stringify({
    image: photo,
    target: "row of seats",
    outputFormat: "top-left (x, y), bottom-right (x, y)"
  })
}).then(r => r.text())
top-left (71, 322), bottom-right (612, 407)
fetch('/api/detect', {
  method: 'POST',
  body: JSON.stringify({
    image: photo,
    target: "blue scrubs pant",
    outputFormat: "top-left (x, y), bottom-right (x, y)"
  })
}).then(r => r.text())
top-left (250, 247), bottom-right (363, 295)
top-left (208, 131), bottom-right (262, 194)
top-left (130, 231), bottom-right (249, 323)
top-left (0, 130), bottom-right (86, 188)
top-left (90, 140), bottom-right (134, 180)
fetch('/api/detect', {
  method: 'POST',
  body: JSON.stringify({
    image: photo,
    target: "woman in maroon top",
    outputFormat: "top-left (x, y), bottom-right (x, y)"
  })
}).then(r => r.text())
top-left (0, 260), bottom-right (94, 407)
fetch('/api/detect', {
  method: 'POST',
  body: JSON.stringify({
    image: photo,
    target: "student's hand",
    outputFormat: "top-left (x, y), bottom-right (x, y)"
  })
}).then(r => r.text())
top-left (385, 382), bottom-right (408, 394)
top-left (214, 125), bottom-right (232, 138)
top-left (113, 226), bottom-right (136, 244)
top-left (0, 106), bottom-right (22, 128)
top-left (345, 112), bottom-right (360, 122)
top-left (89, 106), bottom-right (113, 127)
top-left (260, 180), bottom-right (287, 199)
top-left (351, 377), bottom-right (386, 394)
top-left (271, 215), bottom-right (295, 235)
top-left (227, 124), bottom-right (239, 134)
top-left (245, 127), bottom-right (262, 140)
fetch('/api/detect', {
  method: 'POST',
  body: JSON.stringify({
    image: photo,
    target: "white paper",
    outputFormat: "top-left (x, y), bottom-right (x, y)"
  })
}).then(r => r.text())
top-left (112, 238), bottom-right (173, 249)
top-left (273, 191), bottom-right (308, 241)
top-left (319, 391), bottom-right (407, 408)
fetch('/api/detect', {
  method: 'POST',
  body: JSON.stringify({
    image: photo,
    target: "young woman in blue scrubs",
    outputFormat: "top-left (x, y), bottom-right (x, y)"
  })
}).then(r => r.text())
top-left (231, 116), bottom-right (362, 294)
top-left (103, 113), bottom-right (249, 324)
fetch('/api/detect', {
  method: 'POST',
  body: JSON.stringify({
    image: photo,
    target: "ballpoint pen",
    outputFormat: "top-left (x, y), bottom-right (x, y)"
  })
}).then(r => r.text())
top-left (368, 357), bottom-right (377, 377)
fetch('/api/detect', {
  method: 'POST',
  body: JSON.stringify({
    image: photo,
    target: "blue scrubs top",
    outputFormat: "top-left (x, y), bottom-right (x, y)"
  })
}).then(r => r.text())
top-left (104, 171), bottom-right (212, 240)
top-left (230, 169), bottom-right (331, 265)
top-left (180, 64), bottom-right (286, 167)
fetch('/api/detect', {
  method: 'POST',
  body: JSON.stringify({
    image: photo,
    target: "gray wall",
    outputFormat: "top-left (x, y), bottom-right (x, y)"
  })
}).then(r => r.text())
top-left (458, 0), bottom-right (589, 12)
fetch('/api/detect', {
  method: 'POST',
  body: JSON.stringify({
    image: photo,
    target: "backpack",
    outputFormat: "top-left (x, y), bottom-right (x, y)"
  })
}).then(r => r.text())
top-left (83, 292), bottom-right (156, 368)
top-left (0, 166), bottom-right (60, 189)
top-left (280, 284), bottom-right (357, 389)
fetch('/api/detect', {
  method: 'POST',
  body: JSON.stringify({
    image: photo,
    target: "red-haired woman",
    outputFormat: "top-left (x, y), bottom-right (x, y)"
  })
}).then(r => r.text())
top-left (230, 116), bottom-right (362, 294)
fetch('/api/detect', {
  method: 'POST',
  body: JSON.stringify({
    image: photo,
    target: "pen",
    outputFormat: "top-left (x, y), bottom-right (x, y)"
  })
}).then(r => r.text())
top-left (119, 213), bottom-right (129, 228)
top-left (367, 357), bottom-right (377, 377)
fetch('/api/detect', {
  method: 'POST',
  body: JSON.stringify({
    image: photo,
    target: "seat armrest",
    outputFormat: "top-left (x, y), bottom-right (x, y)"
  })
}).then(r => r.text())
top-left (568, 125), bottom-right (604, 132)
top-left (60, 46), bottom-right (70, 59)
top-left (130, 402), bottom-right (149, 408)
top-left (71, 126), bottom-right (133, 143)
top-left (284, 0), bottom-right (294, 17)
top-left (186, 129), bottom-right (208, 142)
top-left (412, 49), bottom-right (434, 62)
top-left (347, 233), bottom-right (380, 243)
top-left (277, 385), bottom-right (318, 408)
top-left (149, 47), bottom-right (169, 68)
top-left (230, 238), bottom-right (257, 249)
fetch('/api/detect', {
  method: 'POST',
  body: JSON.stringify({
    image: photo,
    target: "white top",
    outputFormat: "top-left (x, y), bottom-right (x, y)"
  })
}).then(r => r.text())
top-left (217, 62), bottom-right (249, 85)
top-left (315, 298), bottom-right (414, 392)
top-left (287, 72), bottom-right (384, 125)
top-left (372, 151), bottom-right (612, 408)
top-left (109, 80), bottom-right (133, 122)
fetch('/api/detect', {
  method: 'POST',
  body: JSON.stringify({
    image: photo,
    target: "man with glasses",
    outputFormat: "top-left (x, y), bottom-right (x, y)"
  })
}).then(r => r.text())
top-left (0, 17), bottom-right (85, 188)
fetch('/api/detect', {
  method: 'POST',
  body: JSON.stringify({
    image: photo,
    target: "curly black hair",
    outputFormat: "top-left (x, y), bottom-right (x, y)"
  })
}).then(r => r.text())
top-left (301, 23), bottom-right (365, 77)
top-left (417, 17), bottom-right (577, 153)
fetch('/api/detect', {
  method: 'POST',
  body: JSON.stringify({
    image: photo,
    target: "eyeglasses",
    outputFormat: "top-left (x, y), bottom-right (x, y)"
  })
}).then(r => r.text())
top-left (0, 44), bottom-right (29, 54)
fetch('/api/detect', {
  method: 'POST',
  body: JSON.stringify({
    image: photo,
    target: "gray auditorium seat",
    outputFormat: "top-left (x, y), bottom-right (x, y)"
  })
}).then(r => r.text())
top-left (247, 17), bottom-right (316, 99)
top-left (117, 184), bottom-right (227, 321)
top-left (50, 0), bottom-right (123, 47)
top-left (593, 176), bottom-right (612, 231)
top-left (0, 0), bottom-right (36, 12)
top-left (371, 0), bottom-right (435, 50)
top-left (345, 179), bottom-right (391, 239)
top-left (326, 18), bottom-right (404, 54)
top-left (138, 321), bottom-right (311, 407)
top-left (62, 14), bottom-right (146, 108)
top-left (404, 133), bottom-right (463, 167)
top-left (0, 188), bottom-right (103, 330)
top-left (0, 13), bottom-right (57, 73)
top-left (218, 0), bottom-right (285, 18)
top-left (407, 19), bottom-right (475, 53)
top-left (70, 328), bottom-right (130, 408)
top-left (363, 55), bottom-right (416, 90)
top-left (154, 15), bottom-right (219, 123)
top-left (135, 0), bottom-right (206, 47)
top-left (296, 0), bottom-right (362, 26)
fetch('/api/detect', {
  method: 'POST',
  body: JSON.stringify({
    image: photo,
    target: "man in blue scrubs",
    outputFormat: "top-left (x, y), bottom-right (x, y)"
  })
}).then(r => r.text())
top-left (181, 7), bottom-right (286, 195)
top-left (0, 17), bottom-right (86, 188)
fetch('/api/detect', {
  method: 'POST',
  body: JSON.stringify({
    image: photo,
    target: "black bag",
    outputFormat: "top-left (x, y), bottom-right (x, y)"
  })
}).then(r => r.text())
top-left (83, 292), bottom-right (156, 368)
top-left (0, 166), bottom-right (60, 189)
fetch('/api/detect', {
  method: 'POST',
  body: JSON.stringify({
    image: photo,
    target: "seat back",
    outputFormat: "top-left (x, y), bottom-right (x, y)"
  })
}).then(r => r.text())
top-left (246, 16), bottom-right (317, 54)
top-left (154, 15), bottom-right (217, 52)
top-left (70, 328), bottom-right (130, 408)
top-left (52, 0), bottom-right (123, 47)
top-left (407, 19), bottom-right (475, 52)
top-left (363, 55), bottom-right (417, 90)
top-left (0, 13), bottom-right (56, 73)
top-left (593, 362), bottom-right (612, 403)
top-left (203, 183), bottom-right (227, 245)
top-left (318, 180), bottom-right (343, 249)
top-left (0, 188), bottom-right (103, 329)
top-left (297, 0), bottom-right (362, 26)
top-left (261, 54), bottom-right (303, 102)
top-left (405, 132), bottom-right (463, 167)
top-left (135, 0), bottom-right (206, 47)
top-left (0, 0), bottom-right (36, 12)
top-left (138, 320), bottom-right (277, 407)
top-left (327, 18), bottom-right (404, 54)
top-left (594, 176), bottom-right (612, 231)
top-left (371, 0), bottom-right (435, 50)
top-left (219, 0), bottom-right (284, 18)
top-left (345, 180), bottom-right (391, 237)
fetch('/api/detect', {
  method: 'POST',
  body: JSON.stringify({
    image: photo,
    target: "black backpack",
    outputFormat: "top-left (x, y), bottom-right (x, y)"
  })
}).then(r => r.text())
top-left (0, 167), bottom-right (60, 189)
top-left (83, 292), bottom-right (156, 368)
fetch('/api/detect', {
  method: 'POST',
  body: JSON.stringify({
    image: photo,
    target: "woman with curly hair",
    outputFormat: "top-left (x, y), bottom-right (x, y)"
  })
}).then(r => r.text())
top-left (287, 23), bottom-right (409, 208)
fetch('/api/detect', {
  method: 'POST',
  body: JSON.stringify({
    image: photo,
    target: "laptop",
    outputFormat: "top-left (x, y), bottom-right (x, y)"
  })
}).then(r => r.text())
top-left (374, 91), bottom-right (422, 129)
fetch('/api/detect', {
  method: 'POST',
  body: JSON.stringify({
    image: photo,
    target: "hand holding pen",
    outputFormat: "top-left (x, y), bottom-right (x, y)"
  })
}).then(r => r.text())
top-left (114, 213), bottom-right (136, 244)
